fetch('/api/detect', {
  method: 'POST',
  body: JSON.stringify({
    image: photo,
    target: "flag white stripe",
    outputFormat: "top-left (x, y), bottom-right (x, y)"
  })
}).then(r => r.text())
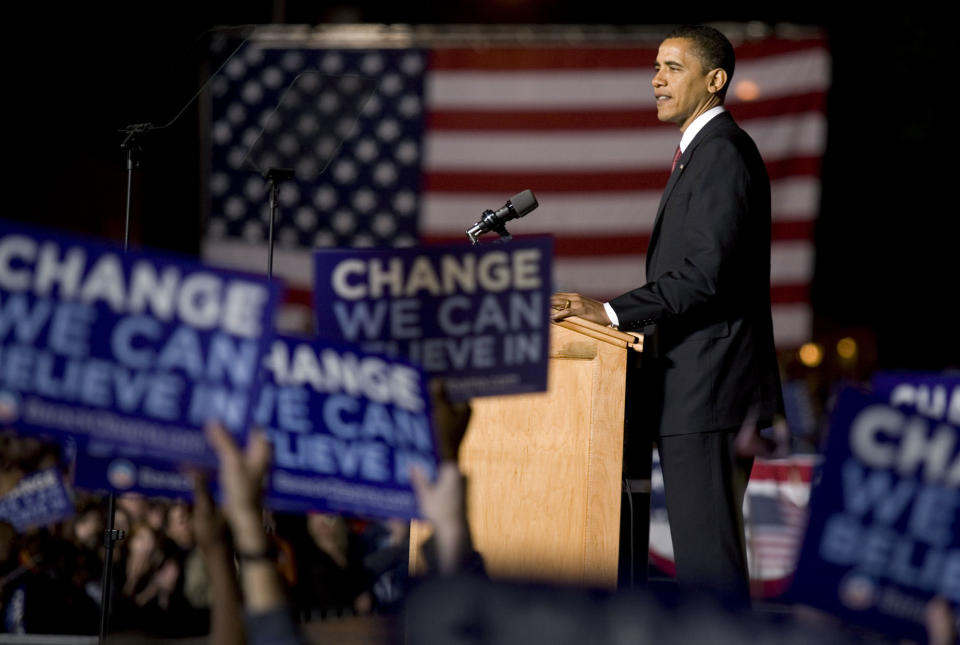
top-left (771, 304), bottom-right (812, 348)
top-left (427, 49), bottom-right (829, 109)
top-left (204, 239), bottom-right (812, 286)
top-left (771, 177), bottom-right (821, 218)
top-left (425, 192), bottom-right (661, 234)
top-left (741, 114), bottom-right (827, 162)
top-left (746, 481), bottom-right (814, 504)
top-left (425, 128), bottom-right (680, 170)
top-left (750, 555), bottom-right (798, 566)
top-left (752, 551), bottom-right (800, 560)
top-left (429, 70), bottom-right (652, 109)
top-left (202, 240), bottom-right (314, 282)
top-left (751, 550), bottom-right (800, 559)
top-left (726, 48), bottom-right (831, 105)
top-left (424, 112), bottom-right (825, 170)
top-left (422, 177), bottom-right (820, 235)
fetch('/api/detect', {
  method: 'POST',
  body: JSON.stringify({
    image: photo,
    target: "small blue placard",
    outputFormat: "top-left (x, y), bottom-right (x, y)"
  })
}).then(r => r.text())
top-left (313, 237), bottom-right (553, 400)
top-left (788, 387), bottom-right (960, 641)
top-left (0, 221), bottom-right (281, 464)
top-left (73, 444), bottom-right (198, 499)
top-left (0, 468), bottom-right (75, 531)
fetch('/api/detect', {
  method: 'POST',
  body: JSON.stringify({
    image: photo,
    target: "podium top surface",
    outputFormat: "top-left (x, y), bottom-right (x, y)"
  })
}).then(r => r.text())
top-left (552, 317), bottom-right (642, 351)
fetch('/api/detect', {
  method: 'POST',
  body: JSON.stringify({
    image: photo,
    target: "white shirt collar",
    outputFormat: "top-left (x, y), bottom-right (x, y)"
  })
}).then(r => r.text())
top-left (679, 105), bottom-right (726, 152)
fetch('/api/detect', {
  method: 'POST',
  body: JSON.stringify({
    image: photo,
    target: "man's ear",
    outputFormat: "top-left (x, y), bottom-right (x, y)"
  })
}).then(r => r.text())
top-left (707, 68), bottom-right (728, 95)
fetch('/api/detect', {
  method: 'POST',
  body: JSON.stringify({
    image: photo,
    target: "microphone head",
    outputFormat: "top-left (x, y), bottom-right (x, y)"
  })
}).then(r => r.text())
top-left (509, 189), bottom-right (538, 217)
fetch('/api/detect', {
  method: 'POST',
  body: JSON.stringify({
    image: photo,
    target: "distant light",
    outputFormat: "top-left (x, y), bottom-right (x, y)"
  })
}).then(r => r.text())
top-left (734, 79), bottom-right (760, 102)
top-left (799, 342), bottom-right (823, 367)
top-left (837, 337), bottom-right (858, 360)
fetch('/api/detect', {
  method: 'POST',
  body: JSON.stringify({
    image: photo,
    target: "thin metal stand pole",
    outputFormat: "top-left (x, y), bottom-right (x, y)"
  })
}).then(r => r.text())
top-left (124, 151), bottom-right (134, 252)
top-left (262, 167), bottom-right (293, 280)
top-left (267, 179), bottom-right (278, 280)
top-left (98, 494), bottom-right (120, 644)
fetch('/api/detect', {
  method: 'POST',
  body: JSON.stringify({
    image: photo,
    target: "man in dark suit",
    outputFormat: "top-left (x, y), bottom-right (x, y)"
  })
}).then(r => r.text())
top-left (552, 25), bottom-right (782, 601)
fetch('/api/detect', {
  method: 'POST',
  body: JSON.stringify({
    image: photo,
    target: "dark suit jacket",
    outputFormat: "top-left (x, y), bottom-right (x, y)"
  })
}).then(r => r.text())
top-left (609, 111), bottom-right (782, 437)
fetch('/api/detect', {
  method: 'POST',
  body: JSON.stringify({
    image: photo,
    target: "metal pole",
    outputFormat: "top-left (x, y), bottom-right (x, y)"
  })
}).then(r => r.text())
top-left (98, 494), bottom-right (121, 644)
top-left (124, 147), bottom-right (134, 253)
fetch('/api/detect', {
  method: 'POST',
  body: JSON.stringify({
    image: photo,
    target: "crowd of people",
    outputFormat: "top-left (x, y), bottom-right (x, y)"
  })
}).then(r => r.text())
top-left (2, 380), bottom-right (957, 644)
top-left (0, 430), bottom-right (415, 638)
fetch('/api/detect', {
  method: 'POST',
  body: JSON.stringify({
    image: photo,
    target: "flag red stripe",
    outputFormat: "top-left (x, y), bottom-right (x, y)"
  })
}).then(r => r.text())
top-left (283, 287), bottom-right (313, 308)
top-left (771, 220), bottom-right (815, 240)
top-left (750, 461), bottom-right (815, 482)
top-left (427, 92), bottom-right (826, 131)
top-left (429, 40), bottom-right (826, 70)
top-left (732, 38), bottom-right (827, 60)
top-left (427, 108), bottom-right (667, 131)
top-left (430, 47), bottom-right (658, 71)
top-left (772, 284), bottom-right (810, 304)
top-left (424, 157), bottom-right (821, 192)
top-left (726, 92), bottom-right (827, 120)
top-left (580, 285), bottom-right (810, 305)
top-left (423, 222), bottom-right (813, 254)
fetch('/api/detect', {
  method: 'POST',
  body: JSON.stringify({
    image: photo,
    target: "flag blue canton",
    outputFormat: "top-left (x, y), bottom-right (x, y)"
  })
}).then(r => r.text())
top-left (207, 46), bottom-right (427, 250)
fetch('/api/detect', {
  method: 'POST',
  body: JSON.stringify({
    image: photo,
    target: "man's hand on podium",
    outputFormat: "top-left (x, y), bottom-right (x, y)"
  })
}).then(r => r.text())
top-left (551, 292), bottom-right (611, 326)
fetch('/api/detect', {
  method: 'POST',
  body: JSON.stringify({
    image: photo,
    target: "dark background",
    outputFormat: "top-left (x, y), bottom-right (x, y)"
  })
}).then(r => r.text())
top-left (6, 3), bottom-right (957, 371)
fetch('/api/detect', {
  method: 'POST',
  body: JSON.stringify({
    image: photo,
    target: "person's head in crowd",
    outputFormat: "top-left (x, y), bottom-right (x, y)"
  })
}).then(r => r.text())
top-left (125, 522), bottom-right (166, 583)
top-left (70, 505), bottom-right (105, 551)
top-left (113, 506), bottom-right (133, 536)
top-left (164, 501), bottom-right (194, 551)
top-left (306, 512), bottom-right (350, 564)
top-left (0, 432), bottom-right (46, 495)
top-left (117, 493), bottom-right (147, 525)
top-left (127, 522), bottom-right (158, 556)
top-left (146, 499), bottom-right (167, 532)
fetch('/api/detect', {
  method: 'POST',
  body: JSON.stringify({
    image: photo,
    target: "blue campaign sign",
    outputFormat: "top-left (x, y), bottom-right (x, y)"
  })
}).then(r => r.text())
top-left (73, 442), bottom-right (199, 500)
top-left (0, 468), bottom-right (75, 531)
top-left (313, 237), bottom-right (553, 400)
top-left (0, 221), bottom-right (281, 464)
top-left (788, 387), bottom-right (960, 641)
top-left (254, 334), bottom-right (437, 519)
top-left (872, 371), bottom-right (960, 424)
top-left (72, 335), bottom-right (438, 520)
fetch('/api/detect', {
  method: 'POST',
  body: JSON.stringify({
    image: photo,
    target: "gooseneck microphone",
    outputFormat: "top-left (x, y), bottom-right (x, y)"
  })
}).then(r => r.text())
top-left (466, 189), bottom-right (538, 244)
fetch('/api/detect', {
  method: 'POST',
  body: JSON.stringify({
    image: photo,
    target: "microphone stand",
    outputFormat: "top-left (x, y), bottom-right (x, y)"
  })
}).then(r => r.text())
top-left (98, 493), bottom-right (125, 645)
top-left (466, 212), bottom-right (512, 245)
top-left (96, 123), bottom-right (149, 643)
top-left (263, 167), bottom-right (295, 280)
top-left (119, 123), bottom-right (153, 252)
top-left (96, 30), bottom-right (253, 644)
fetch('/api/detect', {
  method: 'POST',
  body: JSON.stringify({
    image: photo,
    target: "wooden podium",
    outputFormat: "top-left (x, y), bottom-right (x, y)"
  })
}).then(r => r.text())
top-left (410, 317), bottom-right (641, 588)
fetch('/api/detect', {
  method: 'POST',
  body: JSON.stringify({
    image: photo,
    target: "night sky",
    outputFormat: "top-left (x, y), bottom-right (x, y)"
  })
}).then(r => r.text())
top-left (6, 4), bottom-right (957, 371)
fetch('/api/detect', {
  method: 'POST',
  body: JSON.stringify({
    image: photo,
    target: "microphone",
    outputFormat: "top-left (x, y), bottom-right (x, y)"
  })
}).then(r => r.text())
top-left (466, 189), bottom-right (538, 244)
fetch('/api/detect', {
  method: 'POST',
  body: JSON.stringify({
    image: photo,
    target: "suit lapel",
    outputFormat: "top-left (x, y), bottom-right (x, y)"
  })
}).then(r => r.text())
top-left (644, 112), bottom-right (733, 276)
top-left (646, 154), bottom-right (686, 275)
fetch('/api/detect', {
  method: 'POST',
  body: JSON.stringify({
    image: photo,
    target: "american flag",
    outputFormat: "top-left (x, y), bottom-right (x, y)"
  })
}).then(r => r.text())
top-left (202, 27), bottom-right (829, 346)
top-left (649, 451), bottom-right (818, 598)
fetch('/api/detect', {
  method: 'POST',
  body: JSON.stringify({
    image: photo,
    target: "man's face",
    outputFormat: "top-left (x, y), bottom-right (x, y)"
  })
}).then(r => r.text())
top-left (652, 38), bottom-right (718, 131)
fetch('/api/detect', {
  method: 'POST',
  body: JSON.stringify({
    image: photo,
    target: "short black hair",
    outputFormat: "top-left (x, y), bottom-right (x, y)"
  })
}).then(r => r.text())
top-left (665, 24), bottom-right (735, 99)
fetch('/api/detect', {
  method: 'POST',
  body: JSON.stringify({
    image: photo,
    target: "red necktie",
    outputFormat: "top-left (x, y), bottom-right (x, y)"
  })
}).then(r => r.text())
top-left (671, 146), bottom-right (682, 173)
